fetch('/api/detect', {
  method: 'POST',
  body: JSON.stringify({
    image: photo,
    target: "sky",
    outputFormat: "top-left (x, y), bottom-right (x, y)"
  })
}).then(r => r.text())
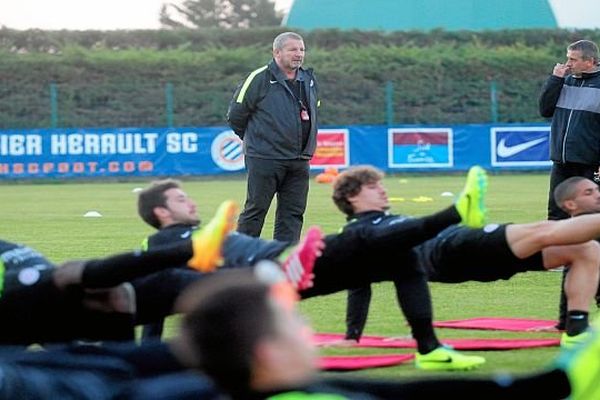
top-left (547, 0), bottom-right (600, 30)
top-left (2, 0), bottom-right (599, 31)
top-left (0, 0), bottom-right (294, 30)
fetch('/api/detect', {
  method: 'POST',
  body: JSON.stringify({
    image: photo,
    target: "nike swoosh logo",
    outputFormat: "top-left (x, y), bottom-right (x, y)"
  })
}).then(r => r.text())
top-left (465, 194), bottom-right (471, 222)
top-left (496, 137), bottom-right (546, 158)
top-left (269, 80), bottom-right (278, 84)
top-left (423, 357), bottom-right (453, 363)
top-left (372, 217), bottom-right (383, 224)
top-left (180, 231), bottom-right (192, 239)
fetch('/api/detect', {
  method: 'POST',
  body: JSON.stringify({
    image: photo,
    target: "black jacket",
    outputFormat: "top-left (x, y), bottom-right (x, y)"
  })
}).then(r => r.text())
top-left (227, 59), bottom-right (319, 160)
top-left (0, 239), bottom-right (54, 272)
top-left (143, 224), bottom-right (195, 250)
top-left (143, 224), bottom-right (289, 268)
top-left (539, 70), bottom-right (600, 164)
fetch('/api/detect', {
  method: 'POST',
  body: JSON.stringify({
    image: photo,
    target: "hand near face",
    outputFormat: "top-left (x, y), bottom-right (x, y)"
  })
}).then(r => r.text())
top-left (553, 62), bottom-right (571, 78)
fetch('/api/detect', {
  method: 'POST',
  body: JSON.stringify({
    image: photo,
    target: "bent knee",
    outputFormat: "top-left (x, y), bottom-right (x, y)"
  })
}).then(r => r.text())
top-left (582, 240), bottom-right (600, 265)
top-left (564, 241), bottom-right (600, 270)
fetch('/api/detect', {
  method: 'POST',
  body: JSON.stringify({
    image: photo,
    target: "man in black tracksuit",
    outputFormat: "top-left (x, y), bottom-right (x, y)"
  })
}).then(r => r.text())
top-left (227, 31), bottom-right (319, 243)
top-left (339, 166), bottom-right (600, 349)
top-left (0, 195), bottom-right (314, 346)
top-left (136, 179), bottom-right (290, 341)
top-left (538, 39), bottom-right (600, 329)
top-left (0, 239), bottom-right (140, 344)
top-left (552, 176), bottom-right (600, 305)
top-left (0, 236), bottom-right (212, 345)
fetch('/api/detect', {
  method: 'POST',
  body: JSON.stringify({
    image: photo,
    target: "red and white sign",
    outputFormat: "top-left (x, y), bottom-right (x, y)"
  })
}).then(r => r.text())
top-left (310, 129), bottom-right (349, 168)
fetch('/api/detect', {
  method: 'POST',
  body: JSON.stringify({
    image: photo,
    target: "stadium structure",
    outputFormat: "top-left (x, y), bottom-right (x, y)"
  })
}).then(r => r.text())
top-left (283, 0), bottom-right (600, 31)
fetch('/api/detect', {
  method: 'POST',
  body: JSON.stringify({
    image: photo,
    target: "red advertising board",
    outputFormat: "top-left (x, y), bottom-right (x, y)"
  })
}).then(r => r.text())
top-left (310, 129), bottom-right (349, 168)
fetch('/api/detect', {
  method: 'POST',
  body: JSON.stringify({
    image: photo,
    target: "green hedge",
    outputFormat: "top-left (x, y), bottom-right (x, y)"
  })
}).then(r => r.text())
top-left (2, 28), bottom-right (600, 129)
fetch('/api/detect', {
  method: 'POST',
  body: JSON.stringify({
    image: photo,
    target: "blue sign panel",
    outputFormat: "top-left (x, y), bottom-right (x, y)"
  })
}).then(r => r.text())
top-left (388, 128), bottom-right (453, 168)
top-left (0, 127), bottom-right (245, 179)
top-left (491, 127), bottom-right (551, 167)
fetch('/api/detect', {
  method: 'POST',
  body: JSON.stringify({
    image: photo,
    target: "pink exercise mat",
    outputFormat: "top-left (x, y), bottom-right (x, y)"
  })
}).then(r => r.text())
top-left (319, 353), bottom-right (414, 371)
top-left (314, 333), bottom-right (559, 350)
top-left (432, 317), bottom-right (560, 332)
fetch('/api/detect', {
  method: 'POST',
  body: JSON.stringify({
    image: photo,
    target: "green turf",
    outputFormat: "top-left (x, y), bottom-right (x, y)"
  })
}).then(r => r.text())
top-left (0, 172), bottom-right (585, 380)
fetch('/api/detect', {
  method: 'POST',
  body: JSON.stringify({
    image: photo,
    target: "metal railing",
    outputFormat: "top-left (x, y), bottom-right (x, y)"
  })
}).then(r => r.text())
top-left (0, 79), bottom-right (537, 130)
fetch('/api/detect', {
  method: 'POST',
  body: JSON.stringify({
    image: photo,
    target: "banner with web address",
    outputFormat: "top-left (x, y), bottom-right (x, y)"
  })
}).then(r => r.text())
top-left (0, 123), bottom-right (551, 179)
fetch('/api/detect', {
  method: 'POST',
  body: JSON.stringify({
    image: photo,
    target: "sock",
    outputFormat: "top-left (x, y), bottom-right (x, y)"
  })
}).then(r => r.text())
top-left (422, 206), bottom-right (462, 234)
top-left (345, 286), bottom-right (371, 341)
top-left (411, 317), bottom-right (441, 354)
top-left (393, 275), bottom-right (440, 354)
top-left (82, 242), bottom-right (193, 288)
top-left (566, 310), bottom-right (588, 336)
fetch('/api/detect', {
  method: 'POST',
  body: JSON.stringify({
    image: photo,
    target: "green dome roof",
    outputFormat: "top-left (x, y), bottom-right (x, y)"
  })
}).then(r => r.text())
top-left (285, 0), bottom-right (558, 31)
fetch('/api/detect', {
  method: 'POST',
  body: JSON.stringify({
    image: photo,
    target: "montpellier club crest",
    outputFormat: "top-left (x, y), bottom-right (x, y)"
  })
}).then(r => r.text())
top-left (210, 130), bottom-right (245, 171)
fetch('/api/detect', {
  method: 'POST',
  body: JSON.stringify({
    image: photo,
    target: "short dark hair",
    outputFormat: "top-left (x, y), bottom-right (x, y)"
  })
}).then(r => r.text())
top-left (137, 179), bottom-right (182, 229)
top-left (176, 270), bottom-right (276, 394)
top-left (568, 40), bottom-right (599, 65)
top-left (332, 166), bottom-right (384, 216)
top-left (553, 176), bottom-right (589, 212)
top-left (273, 31), bottom-right (303, 51)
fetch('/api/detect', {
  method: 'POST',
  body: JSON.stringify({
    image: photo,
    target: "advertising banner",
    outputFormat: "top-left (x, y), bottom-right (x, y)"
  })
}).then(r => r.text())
top-left (491, 127), bottom-right (551, 167)
top-left (0, 123), bottom-right (552, 180)
top-left (388, 128), bottom-right (453, 168)
top-left (0, 127), bottom-right (238, 178)
top-left (309, 129), bottom-right (349, 168)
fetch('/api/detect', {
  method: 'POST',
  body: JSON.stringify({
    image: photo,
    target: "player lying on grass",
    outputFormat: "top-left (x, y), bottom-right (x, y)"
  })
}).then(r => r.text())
top-left (135, 168), bottom-right (489, 371)
top-left (1, 266), bottom-right (597, 400)
top-left (0, 203), bottom-right (321, 345)
top-left (337, 166), bottom-right (600, 348)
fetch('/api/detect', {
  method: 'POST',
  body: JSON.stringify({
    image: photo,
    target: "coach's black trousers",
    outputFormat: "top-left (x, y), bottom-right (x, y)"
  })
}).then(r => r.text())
top-left (237, 156), bottom-right (310, 243)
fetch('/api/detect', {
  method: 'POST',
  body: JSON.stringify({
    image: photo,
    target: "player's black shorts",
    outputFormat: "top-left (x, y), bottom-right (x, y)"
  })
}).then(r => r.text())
top-left (416, 224), bottom-right (544, 283)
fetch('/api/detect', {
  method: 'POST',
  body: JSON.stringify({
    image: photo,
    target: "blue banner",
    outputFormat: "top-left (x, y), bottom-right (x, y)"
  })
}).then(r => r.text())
top-left (491, 126), bottom-right (551, 167)
top-left (0, 127), bottom-right (245, 179)
top-left (0, 123), bottom-right (551, 179)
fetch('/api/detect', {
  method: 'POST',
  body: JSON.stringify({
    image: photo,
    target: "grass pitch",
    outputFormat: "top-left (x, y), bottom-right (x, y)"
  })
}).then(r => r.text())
top-left (0, 172), bottom-right (584, 380)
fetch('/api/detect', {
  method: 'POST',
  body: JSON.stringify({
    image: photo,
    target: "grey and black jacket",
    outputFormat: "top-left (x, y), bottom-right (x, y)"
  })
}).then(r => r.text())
top-left (227, 59), bottom-right (319, 160)
top-left (539, 70), bottom-right (600, 164)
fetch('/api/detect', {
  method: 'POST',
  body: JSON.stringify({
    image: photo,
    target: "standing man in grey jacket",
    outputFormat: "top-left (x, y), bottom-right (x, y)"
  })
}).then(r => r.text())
top-left (227, 31), bottom-right (319, 243)
top-left (540, 39), bottom-right (600, 221)
top-left (539, 39), bottom-right (600, 330)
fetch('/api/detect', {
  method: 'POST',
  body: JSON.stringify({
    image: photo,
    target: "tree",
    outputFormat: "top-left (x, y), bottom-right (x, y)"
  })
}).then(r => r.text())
top-left (160, 0), bottom-right (282, 29)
